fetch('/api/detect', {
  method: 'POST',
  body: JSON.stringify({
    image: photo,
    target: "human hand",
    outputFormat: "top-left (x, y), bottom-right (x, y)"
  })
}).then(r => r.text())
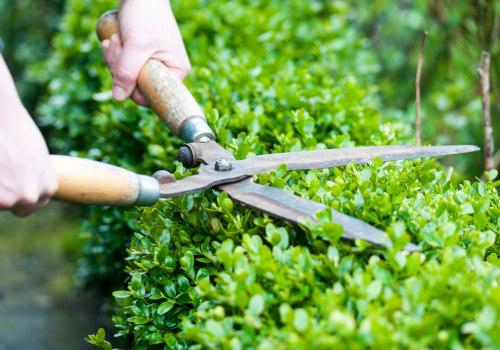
top-left (101, 0), bottom-right (191, 106)
top-left (0, 56), bottom-right (58, 217)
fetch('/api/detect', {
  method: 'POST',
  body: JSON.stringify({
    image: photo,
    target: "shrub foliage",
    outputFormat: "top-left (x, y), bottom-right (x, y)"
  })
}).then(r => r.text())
top-left (32, 0), bottom-right (500, 348)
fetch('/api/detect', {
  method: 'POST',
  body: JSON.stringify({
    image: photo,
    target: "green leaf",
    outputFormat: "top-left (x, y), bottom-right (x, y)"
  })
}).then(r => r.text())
top-left (130, 272), bottom-right (142, 291)
top-left (361, 169), bottom-right (371, 182)
top-left (177, 275), bottom-right (190, 292)
top-left (327, 245), bottom-right (340, 266)
top-left (96, 328), bottom-right (105, 342)
top-left (237, 142), bottom-right (250, 159)
top-left (182, 251), bottom-right (194, 270)
top-left (196, 268), bottom-right (210, 282)
top-left (158, 301), bottom-right (175, 315)
top-left (421, 223), bottom-right (444, 248)
top-left (373, 157), bottom-right (383, 168)
top-left (478, 182), bottom-right (487, 196)
top-left (206, 319), bottom-right (225, 339)
top-left (248, 294), bottom-right (265, 317)
top-left (303, 118), bottom-right (315, 135)
top-left (293, 308), bottom-right (309, 332)
top-left (322, 222), bottom-right (343, 242)
top-left (354, 192), bottom-right (365, 209)
top-left (487, 169), bottom-right (498, 181)
top-left (366, 280), bottom-right (383, 300)
top-left (112, 290), bottom-right (131, 299)
top-left (182, 195), bottom-right (194, 211)
top-left (132, 316), bottom-right (149, 325)
top-left (164, 280), bottom-right (177, 299)
top-left (221, 198), bottom-right (233, 215)
top-left (276, 164), bottom-right (288, 178)
top-left (273, 177), bottom-right (286, 189)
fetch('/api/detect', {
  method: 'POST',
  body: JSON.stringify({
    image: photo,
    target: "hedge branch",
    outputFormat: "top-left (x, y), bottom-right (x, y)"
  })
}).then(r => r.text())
top-left (494, 149), bottom-right (500, 168)
top-left (477, 51), bottom-right (494, 173)
top-left (415, 31), bottom-right (428, 147)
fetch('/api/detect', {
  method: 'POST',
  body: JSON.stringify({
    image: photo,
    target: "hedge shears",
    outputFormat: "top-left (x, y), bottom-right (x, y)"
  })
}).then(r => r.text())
top-left (50, 11), bottom-right (479, 252)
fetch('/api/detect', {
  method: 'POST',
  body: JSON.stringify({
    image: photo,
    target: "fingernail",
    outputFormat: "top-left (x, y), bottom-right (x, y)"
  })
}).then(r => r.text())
top-left (113, 86), bottom-right (127, 101)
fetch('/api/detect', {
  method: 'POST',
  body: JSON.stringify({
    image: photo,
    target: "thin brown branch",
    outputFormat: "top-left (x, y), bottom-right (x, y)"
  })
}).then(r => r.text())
top-left (494, 149), bottom-right (500, 168)
top-left (415, 31), bottom-right (428, 147)
top-left (477, 51), bottom-right (494, 173)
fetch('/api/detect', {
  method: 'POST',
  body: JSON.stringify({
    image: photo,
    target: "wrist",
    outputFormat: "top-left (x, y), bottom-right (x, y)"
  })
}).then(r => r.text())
top-left (0, 98), bottom-right (28, 124)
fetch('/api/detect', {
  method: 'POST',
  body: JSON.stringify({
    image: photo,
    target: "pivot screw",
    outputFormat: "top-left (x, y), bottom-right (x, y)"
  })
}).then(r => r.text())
top-left (177, 145), bottom-right (197, 168)
top-left (215, 159), bottom-right (232, 171)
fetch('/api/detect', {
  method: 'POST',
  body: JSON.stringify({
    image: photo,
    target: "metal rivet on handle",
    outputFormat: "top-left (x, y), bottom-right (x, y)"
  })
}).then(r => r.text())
top-left (177, 146), bottom-right (195, 168)
top-left (215, 159), bottom-right (232, 171)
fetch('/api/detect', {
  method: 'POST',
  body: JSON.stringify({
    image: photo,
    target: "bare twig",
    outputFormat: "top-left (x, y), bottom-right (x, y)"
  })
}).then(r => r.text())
top-left (415, 31), bottom-right (428, 147)
top-left (477, 51), bottom-right (494, 173)
top-left (445, 167), bottom-right (454, 183)
top-left (494, 149), bottom-right (500, 168)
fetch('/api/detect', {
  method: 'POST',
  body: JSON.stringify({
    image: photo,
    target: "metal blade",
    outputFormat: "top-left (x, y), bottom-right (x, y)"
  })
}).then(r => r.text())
top-left (233, 145), bottom-right (480, 173)
top-left (161, 144), bottom-right (479, 198)
top-left (218, 178), bottom-right (420, 252)
top-left (159, 172), bottom-right (249, 198)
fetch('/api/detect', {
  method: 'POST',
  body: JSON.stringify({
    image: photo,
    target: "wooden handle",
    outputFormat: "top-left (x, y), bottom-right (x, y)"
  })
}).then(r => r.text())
top-left (50, 155), bottom-right (159, 206)
top-left (96, 10), bottom-right (215, 142)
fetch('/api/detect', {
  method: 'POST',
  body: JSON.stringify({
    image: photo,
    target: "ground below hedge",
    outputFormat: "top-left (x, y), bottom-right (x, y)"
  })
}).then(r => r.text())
top-left (0, 203), bottom-right (106, 350)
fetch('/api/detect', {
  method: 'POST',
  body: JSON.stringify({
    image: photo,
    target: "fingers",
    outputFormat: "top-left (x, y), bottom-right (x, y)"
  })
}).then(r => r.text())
top-left (111, 35), bottom-right (151, 101)
top-left (4, 165), bottom-right (59, 217)
top-left (102, 35), bottom-right (150, 105)
top-left (11, 196), bottom-right (50, 218)
top-left (131, 89), bottom-right (148, 106)
top-left (101, 35), bottom-right (191, 105)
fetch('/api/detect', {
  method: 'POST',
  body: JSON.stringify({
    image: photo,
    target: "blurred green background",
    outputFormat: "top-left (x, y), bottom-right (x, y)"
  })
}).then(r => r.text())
top-left (0, 0), bottom-right (498, 348)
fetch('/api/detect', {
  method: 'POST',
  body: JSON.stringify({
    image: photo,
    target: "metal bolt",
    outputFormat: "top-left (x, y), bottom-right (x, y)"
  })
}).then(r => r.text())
top-left (215, 159), bottom-right (232, 171)
top-left (177, 145), bottom-right (196, 168)
top-left (198, 136), bottom-right (211, 143)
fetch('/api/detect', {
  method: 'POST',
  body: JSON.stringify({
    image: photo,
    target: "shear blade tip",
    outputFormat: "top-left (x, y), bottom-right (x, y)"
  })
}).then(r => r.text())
top-left (457, 145), bottom-right (480, 152)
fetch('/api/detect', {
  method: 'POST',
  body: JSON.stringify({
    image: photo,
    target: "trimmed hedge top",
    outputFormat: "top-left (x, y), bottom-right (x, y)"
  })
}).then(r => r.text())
top-left (32, 0), bottom-right (500, 349)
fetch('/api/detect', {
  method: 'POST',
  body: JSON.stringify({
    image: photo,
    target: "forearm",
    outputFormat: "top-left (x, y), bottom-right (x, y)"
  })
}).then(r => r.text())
top-left (0, 54), bottom-right (23, 110)
top-left (0, 54), bottom-right (58, 216)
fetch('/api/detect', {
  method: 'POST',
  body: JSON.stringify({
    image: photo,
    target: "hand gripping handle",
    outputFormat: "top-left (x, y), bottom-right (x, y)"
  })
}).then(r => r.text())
top-left (96, 10), bottom-right (215, 143)
top-left (50, 155), bottom-right (159, 206)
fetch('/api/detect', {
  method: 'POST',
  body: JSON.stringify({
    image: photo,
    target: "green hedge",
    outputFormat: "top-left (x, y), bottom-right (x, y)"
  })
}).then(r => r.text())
top-left (32, 0), bottom-right (500, 349)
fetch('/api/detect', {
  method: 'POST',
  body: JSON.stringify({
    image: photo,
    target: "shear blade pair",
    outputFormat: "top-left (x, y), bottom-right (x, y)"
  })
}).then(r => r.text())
top-left (154, 142), bottom-right (479, 252)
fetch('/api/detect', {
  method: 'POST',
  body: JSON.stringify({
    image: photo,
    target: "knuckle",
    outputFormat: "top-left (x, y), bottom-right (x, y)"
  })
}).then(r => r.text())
top-left (115, 66), bottom-right (137, 84)
top-left (18, 192), bottom-right (40, 206)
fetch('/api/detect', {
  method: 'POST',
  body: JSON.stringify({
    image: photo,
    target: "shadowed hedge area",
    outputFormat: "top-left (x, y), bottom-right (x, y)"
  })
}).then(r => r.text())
top-left (23, 0), bottom-right (500, 348)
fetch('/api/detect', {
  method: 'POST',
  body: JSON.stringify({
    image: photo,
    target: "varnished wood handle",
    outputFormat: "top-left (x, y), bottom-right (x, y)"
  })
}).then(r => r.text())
top-left (96, 10), bottom-right (215, 142)
top-left (50, 155), bottom-right (159, 206)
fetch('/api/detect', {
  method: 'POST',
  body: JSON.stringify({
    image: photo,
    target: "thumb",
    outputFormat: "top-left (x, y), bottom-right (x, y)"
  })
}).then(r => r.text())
top-left (112, 41), bottom-right (151, 101)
